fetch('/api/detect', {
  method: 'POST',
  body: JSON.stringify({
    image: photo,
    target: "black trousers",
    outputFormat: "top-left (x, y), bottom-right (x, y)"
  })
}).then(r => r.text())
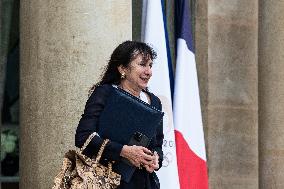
top-left (117, 169), bottom-right (150, 189)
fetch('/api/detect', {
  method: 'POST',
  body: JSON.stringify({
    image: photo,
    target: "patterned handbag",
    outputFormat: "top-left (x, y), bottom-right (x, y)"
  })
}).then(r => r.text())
top-left (52, 132), bottom-right (121, 189)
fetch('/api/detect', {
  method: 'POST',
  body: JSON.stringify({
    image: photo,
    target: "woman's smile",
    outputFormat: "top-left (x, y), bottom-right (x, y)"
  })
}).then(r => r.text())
top-left (119, 54), bottom-right (153, 91)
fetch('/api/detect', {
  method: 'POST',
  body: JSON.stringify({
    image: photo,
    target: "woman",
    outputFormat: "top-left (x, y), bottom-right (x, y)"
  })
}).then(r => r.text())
top-left (75, 41), bottom-right (163, 189)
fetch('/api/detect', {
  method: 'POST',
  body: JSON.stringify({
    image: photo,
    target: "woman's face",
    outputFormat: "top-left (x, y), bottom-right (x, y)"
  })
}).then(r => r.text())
top-left (120, 54), bottom-right (153, 90)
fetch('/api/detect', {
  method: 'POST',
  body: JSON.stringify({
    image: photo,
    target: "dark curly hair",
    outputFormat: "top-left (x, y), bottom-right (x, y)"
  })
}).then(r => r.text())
top-left (90, 41), bottom-right (157, 93)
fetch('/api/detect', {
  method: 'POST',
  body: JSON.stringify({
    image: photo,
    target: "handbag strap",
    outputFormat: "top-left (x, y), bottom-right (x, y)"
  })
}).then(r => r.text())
top-left (80, 132), bottom-right (110, 163)
top-left (80, 132), bottom-right (98, 152)
top-left (94, 139), bottom-right (110, 163)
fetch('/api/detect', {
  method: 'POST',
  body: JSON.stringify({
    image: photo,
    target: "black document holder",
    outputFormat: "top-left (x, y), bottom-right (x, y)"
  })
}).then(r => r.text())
top-left (97, 87), bottom-right (164, 182)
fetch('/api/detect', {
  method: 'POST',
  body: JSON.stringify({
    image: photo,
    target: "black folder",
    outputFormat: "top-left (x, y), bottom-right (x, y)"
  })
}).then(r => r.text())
top-left (97, 87), bottom-right (164, 182)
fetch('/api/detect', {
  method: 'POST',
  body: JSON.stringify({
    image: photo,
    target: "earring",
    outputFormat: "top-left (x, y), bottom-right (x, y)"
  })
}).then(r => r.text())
top-left (121, 73), bottom-right (126, 79)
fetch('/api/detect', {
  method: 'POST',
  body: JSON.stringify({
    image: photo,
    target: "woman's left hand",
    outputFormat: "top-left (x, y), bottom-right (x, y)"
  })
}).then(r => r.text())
top-left (144, 151), bottom-right (159, 173)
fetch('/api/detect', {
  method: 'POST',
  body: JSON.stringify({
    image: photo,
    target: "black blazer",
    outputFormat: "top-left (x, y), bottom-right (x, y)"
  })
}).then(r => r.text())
top-left (75, 84), bottom-right (164, 189)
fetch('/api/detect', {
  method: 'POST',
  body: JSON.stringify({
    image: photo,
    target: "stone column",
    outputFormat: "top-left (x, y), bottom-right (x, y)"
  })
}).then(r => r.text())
top-left (195, 0), bottom-right (208, 146)
top-left (207, 1), bottom-right (258, 188)
top-left (20, 1), bottom-right (131, 188)
top-left (259, 1), bottom-right (284, 189)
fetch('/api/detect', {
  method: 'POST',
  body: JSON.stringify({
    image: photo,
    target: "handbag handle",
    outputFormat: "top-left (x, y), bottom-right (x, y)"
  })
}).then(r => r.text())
top-left (79, 132), bottom-right (110, 163)
top-left (94, 139), bottom-right (114, 175)
top-left (94, 139), bottom-right (110, 163)
top-left (80, 132), bottom-right (98, 152)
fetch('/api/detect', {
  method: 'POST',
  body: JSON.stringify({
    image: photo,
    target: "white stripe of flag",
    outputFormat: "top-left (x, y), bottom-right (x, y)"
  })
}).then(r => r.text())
top-left (142, 0), bottom-right (180, 189)
top-left (173, 0), bottom-right (209, 188)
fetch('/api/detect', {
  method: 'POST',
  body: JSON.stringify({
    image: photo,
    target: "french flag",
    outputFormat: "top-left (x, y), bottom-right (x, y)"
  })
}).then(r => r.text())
top-left (173, 0), bottom-right (209, 189)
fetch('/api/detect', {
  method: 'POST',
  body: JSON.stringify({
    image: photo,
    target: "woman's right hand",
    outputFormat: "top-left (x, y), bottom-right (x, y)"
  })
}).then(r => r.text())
top-left (120, 145), bottom-right (155, 168)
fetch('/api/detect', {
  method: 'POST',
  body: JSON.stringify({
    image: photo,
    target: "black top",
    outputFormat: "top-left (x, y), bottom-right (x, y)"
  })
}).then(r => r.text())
top-left (75, 84), bottom-right (164, 189)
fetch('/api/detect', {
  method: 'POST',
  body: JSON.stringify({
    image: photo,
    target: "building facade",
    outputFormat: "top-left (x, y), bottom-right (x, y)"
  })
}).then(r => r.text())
top-left (1, 0), bottom-right (284, 188)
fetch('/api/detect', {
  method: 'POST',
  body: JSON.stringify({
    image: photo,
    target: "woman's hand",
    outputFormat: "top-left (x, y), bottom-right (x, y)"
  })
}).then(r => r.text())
top-left (144, 151), bottom-right (159, 173)
top-left (120, 145), bottom-right (155, 168)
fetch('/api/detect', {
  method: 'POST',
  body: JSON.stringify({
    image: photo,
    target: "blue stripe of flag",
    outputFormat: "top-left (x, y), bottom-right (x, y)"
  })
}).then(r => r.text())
top-left (175, 0), bottom-right (194, 53)
top-left (161, 0), bottom-right (175, 101)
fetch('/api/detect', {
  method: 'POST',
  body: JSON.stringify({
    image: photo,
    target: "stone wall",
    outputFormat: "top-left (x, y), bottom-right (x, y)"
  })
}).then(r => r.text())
top-left (17, 0), bottom-right (284, 188)
top-left (20, 1), bottom-right (131, 188)
top-left (259, 1), bottom-right (284, 188)
top-left (207, 0), bottom-right (259, 188)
